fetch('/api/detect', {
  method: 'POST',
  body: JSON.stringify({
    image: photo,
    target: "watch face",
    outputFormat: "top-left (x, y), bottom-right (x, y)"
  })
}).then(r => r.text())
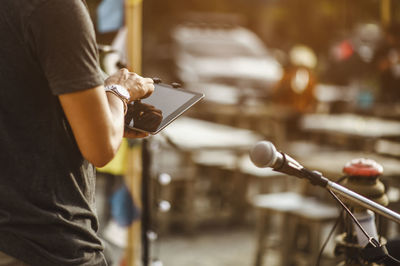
top-left (113, 85), bottom-right (130, 99)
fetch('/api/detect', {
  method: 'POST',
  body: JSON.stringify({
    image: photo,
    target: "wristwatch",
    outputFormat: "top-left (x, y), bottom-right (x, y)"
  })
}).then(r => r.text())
top-left (105, 84), bottom-right (130, 114)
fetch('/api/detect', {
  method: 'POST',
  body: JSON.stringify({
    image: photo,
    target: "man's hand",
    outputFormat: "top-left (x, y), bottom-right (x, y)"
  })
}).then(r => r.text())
top-left (124, 127), bottom-right (149, 139)
top-left (105, 68), bottom-right (154, 101)
top-left (125, 102), bottom-right (163, 132)
top-left (59, 69), bottom-right (155, 166)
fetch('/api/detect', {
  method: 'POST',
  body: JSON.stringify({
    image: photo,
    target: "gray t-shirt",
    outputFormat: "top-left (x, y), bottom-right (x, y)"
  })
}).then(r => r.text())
top-left (0, 0), bottom-right (106, 265)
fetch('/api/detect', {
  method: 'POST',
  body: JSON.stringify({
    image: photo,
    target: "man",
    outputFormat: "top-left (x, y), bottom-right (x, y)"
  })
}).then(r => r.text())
top-left (0, 0), bottom-right (154, 265)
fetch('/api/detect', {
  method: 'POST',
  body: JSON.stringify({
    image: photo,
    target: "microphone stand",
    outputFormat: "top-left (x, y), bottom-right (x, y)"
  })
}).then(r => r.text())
top-left (297, 167), bottom-right (400, 264)
top-left (141, 138), bottom-right (151, 266)
top-left (250, 142), bottom-right (400, 264)
top-left (299, 168), bottom-right (400, 225)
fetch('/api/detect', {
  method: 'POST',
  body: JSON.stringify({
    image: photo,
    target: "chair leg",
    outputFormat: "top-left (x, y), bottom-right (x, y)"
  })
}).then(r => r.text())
top-left (184, 179), bottom-right (196, 233)
top-left (254, 211), bottom-right (269, 266)
top-left (280, 214), bottom-right (297, 266)
top-left (309, 222), bottom-right (322, 266)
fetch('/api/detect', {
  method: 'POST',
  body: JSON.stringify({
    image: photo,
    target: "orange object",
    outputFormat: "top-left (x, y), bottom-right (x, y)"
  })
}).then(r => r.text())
top-left (343, 158), bottom-right (383, 177)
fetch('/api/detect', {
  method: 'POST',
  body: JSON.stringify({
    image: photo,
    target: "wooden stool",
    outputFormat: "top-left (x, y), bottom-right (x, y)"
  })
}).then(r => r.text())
top-left (151, 145), bottom-right (198, 233)
top-left (251, 192), bottom-right (339, 266)
top-left (283, 199), bottom-right (339, 266)
top-left (191, 150), bottom-right (244, 225)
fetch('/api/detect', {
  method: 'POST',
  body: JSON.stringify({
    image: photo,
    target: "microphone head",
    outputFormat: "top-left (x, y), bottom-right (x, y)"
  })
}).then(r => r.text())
top-left (249, 141), bottom-right (278, 168)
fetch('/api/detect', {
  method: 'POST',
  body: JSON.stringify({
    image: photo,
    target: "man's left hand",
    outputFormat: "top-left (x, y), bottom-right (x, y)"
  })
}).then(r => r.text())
top-left (124, 127), bottom-right (149, 139)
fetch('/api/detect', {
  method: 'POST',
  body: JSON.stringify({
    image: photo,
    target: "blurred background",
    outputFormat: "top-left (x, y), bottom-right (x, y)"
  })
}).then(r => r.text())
top-left (87, 0), bottom-right (400, 265)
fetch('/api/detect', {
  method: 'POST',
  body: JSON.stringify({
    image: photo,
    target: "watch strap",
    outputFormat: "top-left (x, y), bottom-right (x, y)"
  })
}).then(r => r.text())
top-left (105, 85), bottom-right (129, 115)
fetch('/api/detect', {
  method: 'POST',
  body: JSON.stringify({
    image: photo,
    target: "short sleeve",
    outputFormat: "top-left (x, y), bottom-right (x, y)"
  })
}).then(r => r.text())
top-left (26, 0), bottom-right (104, 95)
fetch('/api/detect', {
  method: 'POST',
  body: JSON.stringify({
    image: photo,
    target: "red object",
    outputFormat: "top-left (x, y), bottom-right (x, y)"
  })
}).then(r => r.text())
top-left (336, 40), bottom-right (354, 61)
top-left (343, 158), bottom-right (383, 177)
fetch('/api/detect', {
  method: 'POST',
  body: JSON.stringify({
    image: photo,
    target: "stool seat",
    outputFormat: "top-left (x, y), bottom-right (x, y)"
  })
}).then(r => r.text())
top-left (252, 192), bottom-right (305, 211)
top-left (251, 192), bottom-right (339, 266)
top-left (292, 199), bottom-right (339, 220)
top-left (252, 192), bottom-right (339, 218)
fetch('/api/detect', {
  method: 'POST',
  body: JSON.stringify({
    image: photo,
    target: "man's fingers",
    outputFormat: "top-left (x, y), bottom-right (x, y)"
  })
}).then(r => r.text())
top-left (124, 127), bottom-right (149, 139)
top-left (142, 84), bottom-right (155, 99)
top-left (120, 68), bottom-right (130, 81)
top-left (108, 69), bottom-right (155, 100)
top-left (143, 78), bottom-right (154, 84)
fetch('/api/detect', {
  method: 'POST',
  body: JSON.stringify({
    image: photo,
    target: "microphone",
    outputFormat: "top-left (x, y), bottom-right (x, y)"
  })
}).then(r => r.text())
top-left (249, 141), bottom-right (328, 187)
top-left (250, 143), bottom-right (400, 226)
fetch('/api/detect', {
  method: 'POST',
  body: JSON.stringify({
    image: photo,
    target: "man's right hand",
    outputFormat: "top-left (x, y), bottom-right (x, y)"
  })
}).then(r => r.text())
top-left (104, 68), bottom-right (155, 101)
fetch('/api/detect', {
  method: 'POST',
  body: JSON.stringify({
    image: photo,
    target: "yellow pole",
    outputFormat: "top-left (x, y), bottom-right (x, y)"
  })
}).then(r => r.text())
top-left (125, 0), bottom-right (143, 266)
top-left (381, 0), bottom-right (391, 28)
top-left (126, 0), bottom-right (143, 74)
top-left (125, 145), bottom-right (143, 266)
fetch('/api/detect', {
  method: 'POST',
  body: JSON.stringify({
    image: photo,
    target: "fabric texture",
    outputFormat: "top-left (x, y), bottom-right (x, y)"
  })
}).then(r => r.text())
top-left (0, 251), bottom-right (29, 266)
top-left (0, 0), bottom-right (106, 265)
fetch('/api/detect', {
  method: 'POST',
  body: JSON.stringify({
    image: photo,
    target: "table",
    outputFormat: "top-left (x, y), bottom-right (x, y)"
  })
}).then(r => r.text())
top-left (155, 117), bottom-right (264, 229)
top-left (190, 99), bottom-right (296, 147)
top-left (162, 117), bottom-right (263, 151)
top-left (301, 113), bottom-right (400, 138)
top-left (286, 141), bottom-right (400, 180)
top-left (300, 113), bottom-right (400, 151)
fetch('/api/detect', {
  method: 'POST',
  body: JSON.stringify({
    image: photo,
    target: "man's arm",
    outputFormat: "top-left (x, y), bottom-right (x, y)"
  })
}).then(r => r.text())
top-left (26, 1), bottom-right (155, 166)
top-left (59, 86), bottom-right (123, 167)
top-left (59, 69), bottom-right (154, 167)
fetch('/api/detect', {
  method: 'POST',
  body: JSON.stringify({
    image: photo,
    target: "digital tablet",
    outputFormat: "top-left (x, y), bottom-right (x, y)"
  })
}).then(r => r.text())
top-left (124, 83), bottom-right (204, 134)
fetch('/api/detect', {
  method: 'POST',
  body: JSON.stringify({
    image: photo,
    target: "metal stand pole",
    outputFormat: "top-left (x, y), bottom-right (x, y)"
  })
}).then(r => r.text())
top-left (327, 181), bottom-right (400, 225)
top-left (141, 139), bottom-right (151, 266)
top-left (301, 169), bottom-right (400, 224)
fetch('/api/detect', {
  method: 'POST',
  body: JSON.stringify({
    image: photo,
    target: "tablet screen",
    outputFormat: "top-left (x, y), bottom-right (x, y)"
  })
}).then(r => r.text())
top-left (124, 83), bottom-right (204, 134)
